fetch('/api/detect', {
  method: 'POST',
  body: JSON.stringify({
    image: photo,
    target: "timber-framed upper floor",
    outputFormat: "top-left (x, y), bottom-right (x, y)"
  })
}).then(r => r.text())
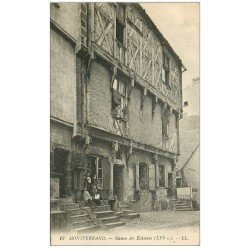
top-left (77, 2), bottom-right (185, 115)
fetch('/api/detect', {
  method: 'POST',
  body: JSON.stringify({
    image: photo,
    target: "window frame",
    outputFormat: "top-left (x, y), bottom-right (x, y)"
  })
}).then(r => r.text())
top-left (158, 165), bottom-right (165, 188)
top-left (139, 164), bottom-right (149, 190)
top-left (111, 76), bottom-right (128, 120)
top-left (86, 155), bottom-right (103, 189)
top-left (116, 18), bottom-right (125, 45)
top-left (162, 54), bottom-right (171, 89)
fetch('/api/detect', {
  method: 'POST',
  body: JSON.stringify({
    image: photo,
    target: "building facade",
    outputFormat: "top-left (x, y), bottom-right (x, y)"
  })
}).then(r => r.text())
top-left (50, 2), bottom-right (185, 212)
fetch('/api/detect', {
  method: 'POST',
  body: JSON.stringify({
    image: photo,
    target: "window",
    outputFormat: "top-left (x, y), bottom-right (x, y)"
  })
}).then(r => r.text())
top-left (86, 156), bottom-right (103, 189)
top-left (139, 163), bottom-right (148, 189)
top-left (159, 165), bottom-right (165, 187)
top-left (176, 177), bottom-right (181, 188)
top-left (112, 77), bottom-right (127, 119)
top-left (116, 19), bottom-right (125, 44)
top-left (116, 4), bottom-right (125, 44)
top-left (162, 54), bottom-right (170, 88)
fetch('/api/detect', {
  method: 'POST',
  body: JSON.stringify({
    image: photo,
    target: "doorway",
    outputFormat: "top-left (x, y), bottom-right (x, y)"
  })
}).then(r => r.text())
top-left (113, 165), bottom-right (124, 201)
top-left (54, 148), bottom-right (69, 198)
top-left (167, 173), bottom-right (173, 197)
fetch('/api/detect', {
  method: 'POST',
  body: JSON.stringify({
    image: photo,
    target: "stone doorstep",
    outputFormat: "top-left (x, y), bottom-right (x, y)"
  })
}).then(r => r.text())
top-left (91, 205), bottom-right (111, 213)
top-left (173, 203), bottom-right (190, 207)
top-left (174, 207), bottom-right (193, 211)
top-left (93, 210), bottom-right (115, 218)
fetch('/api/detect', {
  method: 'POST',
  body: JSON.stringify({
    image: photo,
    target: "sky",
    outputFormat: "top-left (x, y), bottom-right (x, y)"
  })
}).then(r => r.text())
top-left (140, 3), bottom-right (200, 89)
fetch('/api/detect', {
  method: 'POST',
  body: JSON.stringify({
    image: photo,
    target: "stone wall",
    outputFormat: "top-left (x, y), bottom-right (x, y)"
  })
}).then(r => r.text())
top-left (50, 28), bottom-right (76, 124)
top-left (88, 60), bottom-right (179, 151)
top-left (50, 3), bottom-right (80, 41)
top-left (50, 121), bottom-right (73, 148)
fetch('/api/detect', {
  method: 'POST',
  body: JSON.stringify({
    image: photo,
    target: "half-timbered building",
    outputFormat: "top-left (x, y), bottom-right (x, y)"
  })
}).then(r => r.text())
top-left (50, 2), bottom-right (186, 212)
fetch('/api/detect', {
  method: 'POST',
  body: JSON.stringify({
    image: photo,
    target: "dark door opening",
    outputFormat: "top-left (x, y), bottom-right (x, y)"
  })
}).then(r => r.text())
top-left (113, 165), bottom-right (123, 201)
top-left (176, 177), bottom-right (181, 188)
top-left (54, 148), bottom-right (68, 198)
top-left (167, 173), bottom-right (173, 197)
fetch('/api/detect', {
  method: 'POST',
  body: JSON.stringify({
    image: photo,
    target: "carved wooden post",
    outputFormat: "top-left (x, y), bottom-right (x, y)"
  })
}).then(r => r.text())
top-left (153, 154), bottom-right (159, 188)
top-left (152, 96), bottom-right (158, 117)
top-left (140, 88), bottom-right (147, 116)
top-left (127, 78), bottom-right (134, 102)
top-left (85, 52), bottom-right (94, 125)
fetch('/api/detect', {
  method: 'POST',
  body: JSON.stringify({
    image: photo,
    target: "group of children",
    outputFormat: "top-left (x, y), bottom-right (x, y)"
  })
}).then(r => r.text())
top-left (82, 172), bottom-right (101, 207)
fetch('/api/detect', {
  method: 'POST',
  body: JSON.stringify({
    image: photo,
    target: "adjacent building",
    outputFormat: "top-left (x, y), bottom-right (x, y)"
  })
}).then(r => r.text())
top-left (50, 2), bottom-right (185, 212)
top-left (176, 77), bottom-right (200, 204)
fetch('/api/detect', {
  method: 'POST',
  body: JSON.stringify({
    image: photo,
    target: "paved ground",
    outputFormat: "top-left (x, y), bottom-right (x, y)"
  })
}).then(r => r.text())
top-left (51, 211), bottom-right (199, 245)
top-left (96, 210), bottom-right (200, 245)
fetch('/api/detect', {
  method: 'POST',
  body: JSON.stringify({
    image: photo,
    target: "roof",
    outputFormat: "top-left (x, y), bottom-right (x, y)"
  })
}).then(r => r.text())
top-left (135, 3), bottom-right (185, 69)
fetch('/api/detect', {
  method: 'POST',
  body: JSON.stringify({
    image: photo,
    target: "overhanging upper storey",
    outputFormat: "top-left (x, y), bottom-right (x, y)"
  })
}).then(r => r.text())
top-left (87, 2), bottom-right (185, 113)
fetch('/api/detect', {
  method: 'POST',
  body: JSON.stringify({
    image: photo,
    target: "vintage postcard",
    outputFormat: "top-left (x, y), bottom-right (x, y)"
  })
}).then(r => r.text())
top-left (50, 2), bottom-right (200, 245)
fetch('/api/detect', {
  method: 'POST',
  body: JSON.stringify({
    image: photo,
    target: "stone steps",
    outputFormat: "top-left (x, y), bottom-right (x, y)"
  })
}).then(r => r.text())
top-left (67, 208), bottom-right (84, 216)
top-left (103, 221), bottom-right (125, 229)
top-left (173, 204), bottom-right (189, 207)
top-left (118, 204), bottom-right (129, 209)
top-left (98, 216), bottom-right (120, 224)
top-left (171, 199), bottom-right (193, 211)
top-left (93, 210), bottom-right (115, 219)
top-left (91, 205), bottom-right (110, 212)
top-left (115, 211), bottom-right (124, 217)
top-left (123, 209), bottom-right (133, 214)
top-left (174, 206), bottom-right (192, 211)
top-left (69, 214), bottom-right (89, 223)
top-left (74, 225), bottom-right (100, 234)
top-left (70, 219), bottom-right (94, 229)
top-left (117, 202), bottom-right (140, 220)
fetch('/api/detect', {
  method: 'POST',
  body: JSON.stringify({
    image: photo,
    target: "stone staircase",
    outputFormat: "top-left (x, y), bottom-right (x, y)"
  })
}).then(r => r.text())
top-left (92, 205), bottom-right (125, 230)
top-left (170, 199), bottom-right (193, 211)
top-left (62, 203), bottom-right (124, 234)
top-left (117, 201), bottom-right (140, 219)
top-left (65, 203), bottom-right (99, 234)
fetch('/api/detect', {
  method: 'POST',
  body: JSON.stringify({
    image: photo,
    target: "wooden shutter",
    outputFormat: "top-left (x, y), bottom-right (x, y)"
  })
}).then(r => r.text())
top-left (102, 157), bottom-right (111, 191)
top-left (155, 164), bottom-right (159, 188)
top-left (135, 163), bottom-right (139, 190)
top-left (148, 164), bottom-right (156, 191)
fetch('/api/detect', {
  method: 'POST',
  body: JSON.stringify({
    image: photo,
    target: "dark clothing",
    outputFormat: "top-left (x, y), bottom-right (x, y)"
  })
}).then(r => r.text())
top-left (92, 199), bottom-right (101, 206)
